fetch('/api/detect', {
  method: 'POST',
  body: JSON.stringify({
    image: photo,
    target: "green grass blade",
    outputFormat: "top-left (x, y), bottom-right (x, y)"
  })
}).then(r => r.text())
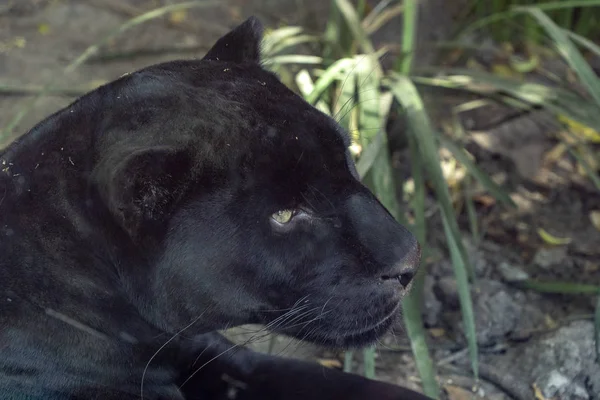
top-left (442, 215), bottom-right (479, 378)
top-left (388, 74), bottom-right (478, 378)
top-left (595, 295), bottom-right (600, 361)
top-left (559, 6), bottom-right (574, 30)
top-left (264, 26), bottom-right (304, 44)
top-left (408, 134), bottom-right (426, 246)
top-left (388, 75), bottom-right (474, 278)
top-left (402, 133), bottom-right (440, 399)
top-left (401, 292), bottom-right (439, 397)
top-left (520, 1), bottom-right (600, 11)
top-left (352, 49), bottom-right (385, 383)
top-left (460, 2), bottom-right (600, 38)
top-left (464, 179), bottom-right (479, 241)
top-left (352, 49), bottom-right (435, 389)
top-left (295, 70), bottom-right (331, 115)
top-left (267, 35), bottom-right (319, 56)
top-left (263, 55), bottom-right (323, 66)
top-left (574, 12), bottom-right (596, 38)
top-left (459, 10), bottom-right (514, 38)
top-left (343, 350), bottom-right (354, 373)
top-left (333, 0), bottom-right (376, 54)
top-left (355, 129), bottom-right (384, 178)
top-left (568, 148), bottom-right (600, 191)
top-left (305, 58), bottom-right (355, 104)
top-left (368, 142), bottom-right (400, 220)
top-left (514, 7), bottom-right (600, 108)
top-left (565, 29), bottom-right (600, 57)
top-left (355, 90), bottom-right (393, 179)
top-left (362, 0), bottom-right (393, 27)
top-left (363, 3), bottom-right (404, 35)
top-left (438, 135), bottom-right (516, 208)
top-left (333, 68), bottom-right (358, 132)
top-left (363, 347), bottom-right (376, 379)
top-left (516, 280), bottom-right (600, 294)
top-left (356, 55), bottom-right (383, 143)
top-left (262, 26), bottom-right (303, 55)
top-left (397, 0), bottom-right (418, 74)
top-left (412, 71), bottom-right (600, 132)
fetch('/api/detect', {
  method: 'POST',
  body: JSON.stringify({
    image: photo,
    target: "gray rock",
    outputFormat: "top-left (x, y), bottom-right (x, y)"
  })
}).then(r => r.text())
top-left (532, 246), bottom-right (568, 269)
top-left (464, 238), bottom-right (491, 277)
top-left (471, 280), bottom-right (520, 346)
top-left (514, 321), bottom-right (600, 400)
top-left (435, 276), bottom-right (460, 309)
top-left (445, 279), bottom-right (545, 346)
top-left (537, 370), bottom-right (589, 400)
top-left (422, 275), bottom-right (442, 327)
top-left (498, 262), bottom-right (529, 282)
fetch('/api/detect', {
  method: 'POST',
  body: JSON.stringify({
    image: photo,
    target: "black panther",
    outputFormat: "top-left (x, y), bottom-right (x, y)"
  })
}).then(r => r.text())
top-left (0, 16), bottom-right (430, 400)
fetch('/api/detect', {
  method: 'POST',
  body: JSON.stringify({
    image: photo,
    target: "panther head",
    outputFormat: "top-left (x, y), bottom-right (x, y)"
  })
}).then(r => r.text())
top-left (91, 17), bottom-right (420, 349)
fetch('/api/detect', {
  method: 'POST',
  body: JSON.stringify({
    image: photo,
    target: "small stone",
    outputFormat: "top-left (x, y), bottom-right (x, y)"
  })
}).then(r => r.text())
top-left (435, 277), bottom-right (459, 309)
top-left (537, 370), bottom-right (589, 400)
top-left (422, 275), bottom-right (442, 326)
top-left (498, 262), bottom-right (529, 282)
top-left (532, 246), bottom-right (567, 269)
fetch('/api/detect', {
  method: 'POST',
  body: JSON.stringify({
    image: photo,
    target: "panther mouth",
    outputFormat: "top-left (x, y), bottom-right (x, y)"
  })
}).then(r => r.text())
top-left (314, 299), bottom-right (402, 349)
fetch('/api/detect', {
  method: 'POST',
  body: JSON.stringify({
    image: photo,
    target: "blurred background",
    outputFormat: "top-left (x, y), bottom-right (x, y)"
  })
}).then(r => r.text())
top-left (1, 1), bottom-right (599, 399)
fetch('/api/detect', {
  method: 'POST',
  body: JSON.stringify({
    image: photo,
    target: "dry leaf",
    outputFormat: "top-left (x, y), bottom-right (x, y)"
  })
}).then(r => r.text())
top-left (510, 54), bottom-right (539, 73)
top-left (445, 385), bottom-right (476, 400)
top-left (473, 194), bottom-right (496, 207)
top-left (558, 114), bottom-right (600, 143)
top-left (533, 382), bottom-right (549, 400)
top-left (429, 328), bottom-right (446, 338)
top-left (317, 358), bottom-right (342, 369)
top-left (168, 10), bottom-right (187, 24)
top-left (537, 228), bottom-right (572, 245)
top-left (491, 64), bottom-right (523, 80)
top-left (544, 314), bottom-right (558, 330)
top-left (590, 211), bottom-right (600, 232)
top-left (38, 23), bottom-right (51, 35)
top-left (543, 143), bottom-right (567, 166)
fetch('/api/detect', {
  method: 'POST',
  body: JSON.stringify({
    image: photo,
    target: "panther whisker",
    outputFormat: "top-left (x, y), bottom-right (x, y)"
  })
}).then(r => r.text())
top-left (179, 342), bottom-right (242, 389)
top-left (140, 311), bottom-right (207, 400)
top-left (333, 52), bottom-right (389, 123)
top-left (272, 306), bottom-right (325, 330)
top-left (184, 314), bottom-right (307, 388)
top-left (227, 302), bottom-right (315, 346)
top-left (332, 54), bottom-right (369, 116)
top-left (333, 86), bottom-right (378, 123)
top-left (307, 184), bottom-right (336, 213)
top-left (334, 95), bottom-right (385, 131)
top-left (276, 308), bottom-right (331, 332)
top-left (300, 191), bottom-right (318, 213)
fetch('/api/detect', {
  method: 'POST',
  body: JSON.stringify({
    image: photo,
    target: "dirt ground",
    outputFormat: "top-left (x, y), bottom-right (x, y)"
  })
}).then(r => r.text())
top-left (1, 1), bottom-right (599, 399)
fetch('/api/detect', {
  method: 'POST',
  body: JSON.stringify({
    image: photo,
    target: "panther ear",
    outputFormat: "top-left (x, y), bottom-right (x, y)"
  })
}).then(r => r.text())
top-left (202, 16), bottom-right (263, 64)
top-left (98, 146), bottom-right (193, 239)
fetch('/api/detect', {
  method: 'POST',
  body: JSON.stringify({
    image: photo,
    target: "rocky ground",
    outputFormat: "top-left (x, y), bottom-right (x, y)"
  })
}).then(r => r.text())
top-left (1, 1), bottom-right (599, 399)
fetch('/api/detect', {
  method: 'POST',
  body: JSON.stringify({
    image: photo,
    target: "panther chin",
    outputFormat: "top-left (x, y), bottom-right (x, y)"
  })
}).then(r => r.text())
top-left (328, 305), bottom-right (400, 349)
top-left (277, 298), bottom-right (403, 350)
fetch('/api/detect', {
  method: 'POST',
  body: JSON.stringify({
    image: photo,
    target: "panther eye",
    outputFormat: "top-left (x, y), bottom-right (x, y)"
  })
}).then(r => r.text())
top-left (271, 209), bottom-right (295, 224)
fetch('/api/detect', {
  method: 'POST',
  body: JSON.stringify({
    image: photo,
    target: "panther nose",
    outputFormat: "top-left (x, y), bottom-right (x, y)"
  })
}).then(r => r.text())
top-left (380, 242), bottom-right (421, 289)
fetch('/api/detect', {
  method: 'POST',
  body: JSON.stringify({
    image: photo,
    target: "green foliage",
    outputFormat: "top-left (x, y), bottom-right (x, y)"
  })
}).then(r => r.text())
top-left (466, 0), bottom-right (600, 45)
top-left (266, 0), bottom-right (600, 394)
top-left (5, 0), bottom-right (598, 393)
top-left (262, 0), bottom-right (541, 396)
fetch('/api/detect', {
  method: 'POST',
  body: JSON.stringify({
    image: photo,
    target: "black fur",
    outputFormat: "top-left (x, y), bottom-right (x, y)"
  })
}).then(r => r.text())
top-left (0, 17), bottom-right (429, 400)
